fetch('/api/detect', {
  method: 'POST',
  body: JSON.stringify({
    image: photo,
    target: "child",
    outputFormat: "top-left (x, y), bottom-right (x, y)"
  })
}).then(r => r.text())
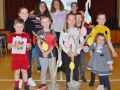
top-left (8, 18), bottom-right (31, 90)
top-left (76, 13), bottom-right (88, 82)
top-left (17, 7), bottom-right (36, 88)
top-left (59, 13), bottom-right (81, 89)
top-left (88, 33), bottom-right (113, 90)
top-left (87, 13), bottom-right (117, 87)
top-left (37, 16), bottom-right (57, 90)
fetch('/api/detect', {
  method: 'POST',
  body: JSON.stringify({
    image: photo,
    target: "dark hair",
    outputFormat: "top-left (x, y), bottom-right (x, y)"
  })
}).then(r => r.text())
top-left (50, 0), bottom-right (64, 13)
top-left (34, 1), bottom-right (51, 18)
top-left (69, 2), bottom-right (78, 15)
top-left (71, 2), bottom-right (78, 7)
top-left (63, 13), bottom-right (76, 33)
top-left (96, 12), bottom-right (106, 19)
top-left (18, 7), bottom-right (28, 14)
top-left (14, 18), bottom-right (24, 26)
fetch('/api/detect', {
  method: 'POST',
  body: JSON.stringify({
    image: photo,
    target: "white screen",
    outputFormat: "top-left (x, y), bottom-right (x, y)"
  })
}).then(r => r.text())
top-left (41, 0), bottom-right (77, 10)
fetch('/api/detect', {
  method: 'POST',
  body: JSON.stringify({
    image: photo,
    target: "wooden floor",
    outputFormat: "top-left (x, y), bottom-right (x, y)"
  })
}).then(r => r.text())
top-left (0, 48), bottom-right (120, 90)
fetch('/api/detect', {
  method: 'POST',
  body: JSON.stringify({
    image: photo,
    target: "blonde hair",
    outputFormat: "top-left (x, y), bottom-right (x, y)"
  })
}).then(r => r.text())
top-left (14, 18), bottom-right (24, 26)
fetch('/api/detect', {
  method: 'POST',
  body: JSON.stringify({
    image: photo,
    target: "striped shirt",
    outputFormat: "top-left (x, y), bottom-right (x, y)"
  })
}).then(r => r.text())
top-left (29, 14), bottom-right (43, 32)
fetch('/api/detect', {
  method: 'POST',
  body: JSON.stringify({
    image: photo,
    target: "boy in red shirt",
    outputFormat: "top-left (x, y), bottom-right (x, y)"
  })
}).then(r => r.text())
top-left (8, 18), bottom-right (31, 90)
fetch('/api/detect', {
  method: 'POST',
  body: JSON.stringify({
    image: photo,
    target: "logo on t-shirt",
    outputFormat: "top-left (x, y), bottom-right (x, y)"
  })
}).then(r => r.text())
top-left (12, 36), bottom-right (27, 54)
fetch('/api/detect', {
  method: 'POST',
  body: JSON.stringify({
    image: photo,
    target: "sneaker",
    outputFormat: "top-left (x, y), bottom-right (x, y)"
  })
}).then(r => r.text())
top-left (14, 87), bottom-right (19, 90)
top-left (89, 80), bottom-right (95, 87)
top-left (37, 84), bottom-right (46, 90)
top-left (37, 67), bottom-right (41, 72)
top-left (81, 76), bottom-right (87, 82)
top-left (28, 78), bottom-right (36, 86)
top-left (96, 85), bottom-right (104, 90)
top-left (19, 79), bottom-right (23, 88)
top-left (24, 85), bottom-right (29, 90)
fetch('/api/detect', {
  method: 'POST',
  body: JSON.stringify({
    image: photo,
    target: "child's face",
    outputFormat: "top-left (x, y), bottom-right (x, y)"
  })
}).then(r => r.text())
top-left (41, 18), bottom-right (51, 29)
top-left (71, 3), bottom-right (78, 12)
top-left (14, 23), bottom-right (24, 34)
top-left (76, 15), bottom-right (82, 24)
top-left (39, 3), bottom-right (46, 13)
top-left (67, 15), bottom-right (76, 27)
top-left (18, 8), bottom-right (28, 21)
top-left (54, 1), bottom-right (60, 10)
top-left (96, 36), bottom-right (105, 45)
top-left (97, 15), bottom-right (106, 26)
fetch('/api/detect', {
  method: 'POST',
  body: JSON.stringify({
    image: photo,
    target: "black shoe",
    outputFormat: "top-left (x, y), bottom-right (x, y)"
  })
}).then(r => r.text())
top-left (81, 76), bottom-right (87, 82)
top-left (37, 67), bottom-right (41, 72)
top-left (89, 81), bottom-right (94, 87)
top-left (14, 87), bottom-right (19, 90)
top-left (24, 85), bottom-right (29, 90)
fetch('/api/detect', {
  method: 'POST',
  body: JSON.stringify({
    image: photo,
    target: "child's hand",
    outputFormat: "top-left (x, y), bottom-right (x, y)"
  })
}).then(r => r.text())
top-left (112, 51), bottom-right (117, 57)
top-left (72, 52), bottom-right (77, 57)
top-left (110, 64), bottom-right (113, 71)
top-left (79, 44), bottom-right (84, 50)
top-left (67, 51), bottom-right (72, 57)
top-left (42, 52), bottom-right (49, 58)
top-left (26, 43), bottom-right (31, 50)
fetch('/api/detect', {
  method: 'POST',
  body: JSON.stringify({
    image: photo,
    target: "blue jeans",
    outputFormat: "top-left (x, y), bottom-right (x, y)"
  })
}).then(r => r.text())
top-left (31, 44), bottom-right (41, 68)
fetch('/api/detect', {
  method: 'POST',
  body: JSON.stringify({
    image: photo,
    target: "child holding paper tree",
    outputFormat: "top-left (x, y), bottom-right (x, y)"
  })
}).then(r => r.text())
top-left (7, 18), bottom-right (31, 90)
top-left (37, 16), bottom-right (57, 90)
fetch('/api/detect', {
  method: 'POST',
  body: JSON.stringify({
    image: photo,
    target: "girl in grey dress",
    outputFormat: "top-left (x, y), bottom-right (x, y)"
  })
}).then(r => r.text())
top-left (88, 33), bottom-right (113, 90)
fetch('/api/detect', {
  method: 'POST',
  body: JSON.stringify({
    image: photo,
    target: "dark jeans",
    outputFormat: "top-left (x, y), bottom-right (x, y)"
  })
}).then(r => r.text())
top-left (55, 32), bottom-right (60, 46)
top-left (62, 51), bottom-right (80, 82)
top-left (90, 72), bottom-right (96, 83)
top-left (99, 75), bottom-right (111, 90)
top-left (79, 50), bottom-right (86, 77)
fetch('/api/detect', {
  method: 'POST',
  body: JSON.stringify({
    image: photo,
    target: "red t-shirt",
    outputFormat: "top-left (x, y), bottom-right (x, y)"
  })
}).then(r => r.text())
top-left (7, 32), bottom-right (31, 61)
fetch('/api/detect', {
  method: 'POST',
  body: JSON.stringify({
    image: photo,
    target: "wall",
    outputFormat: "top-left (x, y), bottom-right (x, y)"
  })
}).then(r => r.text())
top-left (0, 0), bottom-right (4, 29)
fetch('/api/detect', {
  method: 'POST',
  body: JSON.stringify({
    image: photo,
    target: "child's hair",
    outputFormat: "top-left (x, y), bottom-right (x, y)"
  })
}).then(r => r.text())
top-left (63, 13), bottom-right (76, 33)
top-left (96, 12), bottom-right (106, 19)
top-left (50, 0), bottom-right (64, 13)
top-left (76, 12), bottom-right (82, 16)
top-left (41, 16), bottom-right (52, 28)
top-left (41, 15), bottom-right (52, 22)
top-left (94, 33), bottom-right (107, 44)
top-left (14, 18), bottom-right (24, 26)
top-left (18, 7), bottom-right (28, 13)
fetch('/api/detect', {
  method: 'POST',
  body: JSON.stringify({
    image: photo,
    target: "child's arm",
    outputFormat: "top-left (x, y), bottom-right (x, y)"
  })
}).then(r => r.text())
top-left (59, 31), bottom-right (69, 54)
top-left (107, 40), bottom-right (117, 57)
top-left (105, 46), bottom-right (113, 70)
top-left (8, 43), bottom-right (12, 50)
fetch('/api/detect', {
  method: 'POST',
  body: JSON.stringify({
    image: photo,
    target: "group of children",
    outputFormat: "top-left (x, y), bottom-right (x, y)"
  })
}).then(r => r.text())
top-left (7, 1), bottom-right (117, 90)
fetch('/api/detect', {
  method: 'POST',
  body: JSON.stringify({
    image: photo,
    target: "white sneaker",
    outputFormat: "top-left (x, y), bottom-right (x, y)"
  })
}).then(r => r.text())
top-left (28, 78), bottom-right (36, 86)
top-left (19, 79), bottom-right (23, 88)
top-left (96, 85), bottom-right (104, 90)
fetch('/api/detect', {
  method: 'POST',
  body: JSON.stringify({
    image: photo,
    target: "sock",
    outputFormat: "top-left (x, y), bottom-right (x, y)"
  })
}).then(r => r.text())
top-left (15, 81), bottom-right (19, 87)
top-left (24, 81), bottom-right (28, 87)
